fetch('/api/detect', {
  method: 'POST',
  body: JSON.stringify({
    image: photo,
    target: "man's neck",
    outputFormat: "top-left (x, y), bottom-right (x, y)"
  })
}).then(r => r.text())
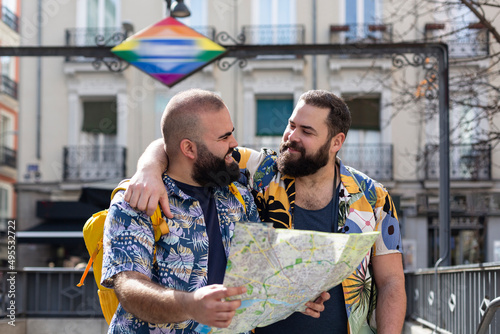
top-left (167, 163), bottom-right (199, 187)
top-left (294, 161), bottom-right (339, 210)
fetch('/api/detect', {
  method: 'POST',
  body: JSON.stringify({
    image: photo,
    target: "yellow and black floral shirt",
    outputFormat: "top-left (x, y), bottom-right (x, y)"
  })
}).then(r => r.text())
top-left (233, 147), bottom-right (403, 334)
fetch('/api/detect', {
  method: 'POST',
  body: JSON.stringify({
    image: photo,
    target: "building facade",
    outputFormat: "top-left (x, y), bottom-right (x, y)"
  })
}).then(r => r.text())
top-left (15, 0), bottom-right (500, 269)
top-left (0, 0), bottom-right (19, 267)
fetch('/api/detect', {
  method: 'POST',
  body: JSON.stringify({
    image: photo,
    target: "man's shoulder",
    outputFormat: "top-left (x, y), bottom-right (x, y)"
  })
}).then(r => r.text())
top-left (233, 147), bottom-right (278, 165)
top-left (342, 164), bottom-right (387, 198)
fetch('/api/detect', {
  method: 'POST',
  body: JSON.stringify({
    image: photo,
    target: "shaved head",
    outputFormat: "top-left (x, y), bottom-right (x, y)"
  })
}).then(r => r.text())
top-left (161, 89), bottom-right (226, 157)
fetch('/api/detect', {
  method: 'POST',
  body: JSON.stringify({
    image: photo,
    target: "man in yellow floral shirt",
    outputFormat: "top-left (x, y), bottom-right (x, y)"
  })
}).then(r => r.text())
top-left (126, 90), bottom-right (406, 333)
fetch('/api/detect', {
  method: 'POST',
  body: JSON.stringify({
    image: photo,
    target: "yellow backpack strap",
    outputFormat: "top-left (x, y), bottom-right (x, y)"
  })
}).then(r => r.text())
top-left (229, 183), bottom-right (246, 211)
top-left (77, 238), bottom-right (103, 287)
top-left (151, 205), bottom-right (169, 242)
top-left (111, 179), bottom-right (130, 198)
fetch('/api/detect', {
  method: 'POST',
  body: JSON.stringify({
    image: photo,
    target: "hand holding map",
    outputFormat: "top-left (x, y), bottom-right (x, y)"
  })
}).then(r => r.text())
top-left (213, 222), bottom-right (380, 333)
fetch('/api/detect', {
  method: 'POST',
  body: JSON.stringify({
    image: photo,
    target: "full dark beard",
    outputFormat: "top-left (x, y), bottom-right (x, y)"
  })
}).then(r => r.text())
top-left (192, 143), bottom-right (240, 187)
top-left (277, 140), bottom-right (330, 177)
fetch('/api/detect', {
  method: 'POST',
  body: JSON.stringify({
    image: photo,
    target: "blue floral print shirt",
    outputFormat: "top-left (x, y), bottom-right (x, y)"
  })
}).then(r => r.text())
top-left (101, 174), bottom-right (260, 334)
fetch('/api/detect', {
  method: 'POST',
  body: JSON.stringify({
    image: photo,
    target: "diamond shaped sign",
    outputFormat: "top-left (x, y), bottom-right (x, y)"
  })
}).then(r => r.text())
top-left (112, 17), bottom-right (227, 87)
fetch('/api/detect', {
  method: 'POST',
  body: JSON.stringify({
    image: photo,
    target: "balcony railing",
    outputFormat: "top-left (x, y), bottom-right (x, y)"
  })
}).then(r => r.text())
top-left (2, 6), bottom-right (19, 32)
top-left (405, 263), bottom-right (500, 333)
top-left (63, 145), bottom-right (126, 182)
top-left (338, 144), bottom-right (393, 181)
top-left (0, 146), bottom-right (16, 168)
top-left (65, 27), bottom-right (126, 47)
top-left (424, 143), bottom-right (491, 181)
top-left (191, 25), bottom-right (216, 40)
top-left (425, 21), bottom-right (489, 58)
top-left (0, 75), bottom-right (18, 100)
top-left (241, 24), bottom-right (305, 45)
top-left (0, 268), bottom-right (102, 318)
top-left (330, 23), bottom-right (393, 44)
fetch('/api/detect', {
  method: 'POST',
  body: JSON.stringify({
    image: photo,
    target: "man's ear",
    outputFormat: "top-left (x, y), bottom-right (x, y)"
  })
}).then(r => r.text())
top-left (179, 139), bottom-right (197, 160)
top-left (330, 132), bottom-right (346, 154)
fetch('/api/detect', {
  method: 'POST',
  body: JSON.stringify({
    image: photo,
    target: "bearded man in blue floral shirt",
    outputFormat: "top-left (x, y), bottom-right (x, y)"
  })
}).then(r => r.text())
top-left (101, 89), bottom-right (328, 334)
top-left (101, 89), bottom-right (260, 334)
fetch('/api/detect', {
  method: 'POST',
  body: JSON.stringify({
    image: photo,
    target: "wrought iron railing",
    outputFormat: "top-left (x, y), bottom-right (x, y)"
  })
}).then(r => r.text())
top-left (405, 262), bottom-right (500, 333)
top-left (65, 27), bottom-right (125, 47)
top-left (1, 6), bottom-right (19, 32)
top-left (63, 145), bottom-right (126, 182)
top-left (338, 144), bottom-right (393, 181)
top-left (424, 143), bottom-right (491, 181)
top-left (330, 23), bottom-right (393, 44)
top-left (0, 75), bottom-right (18, 100)
top-left (425, 21), bottom-right (489, 58)
top-left (0, 146), bottom-right (16, 168)
top-left (241, 24), bottom-right (305, 45)
top-left (0, 268), bottom-right (102, 318)
top-left (191, 25), bottom-right (216, 40)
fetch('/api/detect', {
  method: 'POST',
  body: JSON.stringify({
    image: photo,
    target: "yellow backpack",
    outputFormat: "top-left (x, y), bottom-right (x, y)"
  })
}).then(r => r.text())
top-left (76, 179), bottom-right (169, 324)
top-left (77, 180), bottom-right (246, 324)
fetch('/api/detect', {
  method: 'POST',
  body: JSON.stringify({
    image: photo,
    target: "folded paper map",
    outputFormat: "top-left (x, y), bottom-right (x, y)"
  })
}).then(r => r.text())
top-left (213, 222), bottom-right (380, 333)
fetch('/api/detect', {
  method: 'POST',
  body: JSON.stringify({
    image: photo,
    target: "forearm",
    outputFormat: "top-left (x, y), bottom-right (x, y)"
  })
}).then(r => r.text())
top-left (114, 271), bottom-right (191, 324)
top-left (137, 138), bottom-right (168, 174)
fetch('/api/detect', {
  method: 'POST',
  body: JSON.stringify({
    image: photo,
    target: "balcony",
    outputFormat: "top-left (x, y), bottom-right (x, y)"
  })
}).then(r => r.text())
top-left (424, 143), bottom-right (491, 181)
top-left (338, 144), bottom-right (393, 181)
top-left (0, 75), bottom-right (18, 100)
top-left (0, 146), bottom-right (16, 168)
top-left (425, 21), bottom-right (489, 58)
top-left (241, 24), bottom-right (305, 45)
top-left (191, 25), bottom-right (216, 40)
top-left (0, 268), bottom-right (102, 319)
top-left (330, 23), bottom-right (393, 44)
top-left (1, 6), bottom-right (19, 33)
top-left (63, 145), bottom-right (126, 182)
top-left (65, 27), bottom-right (126, 47)
top-left (405, 262), bottom-right (500, 333)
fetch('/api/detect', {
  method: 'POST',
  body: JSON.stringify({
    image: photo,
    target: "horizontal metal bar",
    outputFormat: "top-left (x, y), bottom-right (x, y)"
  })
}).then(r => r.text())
top-left (412, 317), bottom-right (453, 334)
top-left (0, 46), bottom-right (115, 57)
top-left (476, 297), bottom-right (500, 334)
top-left (0, 43), bottom-right (447, 58)
top-left (224, 42), bottom-right (448, 57)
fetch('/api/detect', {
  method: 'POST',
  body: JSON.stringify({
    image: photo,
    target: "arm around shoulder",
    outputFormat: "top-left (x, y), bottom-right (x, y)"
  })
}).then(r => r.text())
top-left (124, 138), bottom-right (172, 217)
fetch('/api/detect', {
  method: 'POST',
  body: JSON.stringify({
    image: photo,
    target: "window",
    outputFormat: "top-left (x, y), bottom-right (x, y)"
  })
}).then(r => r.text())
top-left (252, 0), bottom-right (297, 44)
top-left (256, 97), bottom-right (293, 136)
top-left (155, 94), bottom-right (171, 139)
top-left (82, 101), bottom-right (117, 135)
top-left (344, 95), bottom-right (380, 131)
top-left (86, 0), bottom-right (119, 28)
top-left (428, 216), bottom-right (485, 266)
top-left (339, 95), bottom-right (388, 178)
top-left (0, 115), bottom-right (13, 148)
top-left (76, 0), bottom-right (120, 46)
top-left (0, 186), bottom-right (10, 219)
top-left (177, 0), bottom-right (206, 26)
top-left (345, 0), bottom-right (381, 41)
top-left (2, 0), bottom-right (16, 12)
top-left (80, 100), bottom-right (118, 166)
top-left (1, 57), bottom-right (12, 78)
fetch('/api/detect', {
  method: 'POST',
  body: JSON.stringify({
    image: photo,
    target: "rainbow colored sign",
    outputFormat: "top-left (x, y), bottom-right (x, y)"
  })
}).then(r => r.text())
top-left (112, 17), bottom-right (227, 87)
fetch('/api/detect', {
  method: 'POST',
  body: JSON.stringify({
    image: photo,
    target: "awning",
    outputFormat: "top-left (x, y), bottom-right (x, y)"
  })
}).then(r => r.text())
top-left (17, 187), bottom-right (114, 244)
top-left (16, 219), bottom-right (86, 244)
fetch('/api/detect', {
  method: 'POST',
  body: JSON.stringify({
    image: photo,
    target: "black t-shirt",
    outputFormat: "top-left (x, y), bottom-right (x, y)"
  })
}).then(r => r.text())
top-left (255, 182), bottom-right (348, 334)
top-left (175, 181), bottom-right (226, 285)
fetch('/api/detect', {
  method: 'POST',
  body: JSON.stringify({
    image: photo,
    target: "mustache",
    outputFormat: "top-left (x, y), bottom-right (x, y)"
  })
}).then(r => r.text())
top-left (280, 141), bottom-right (305, 154)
